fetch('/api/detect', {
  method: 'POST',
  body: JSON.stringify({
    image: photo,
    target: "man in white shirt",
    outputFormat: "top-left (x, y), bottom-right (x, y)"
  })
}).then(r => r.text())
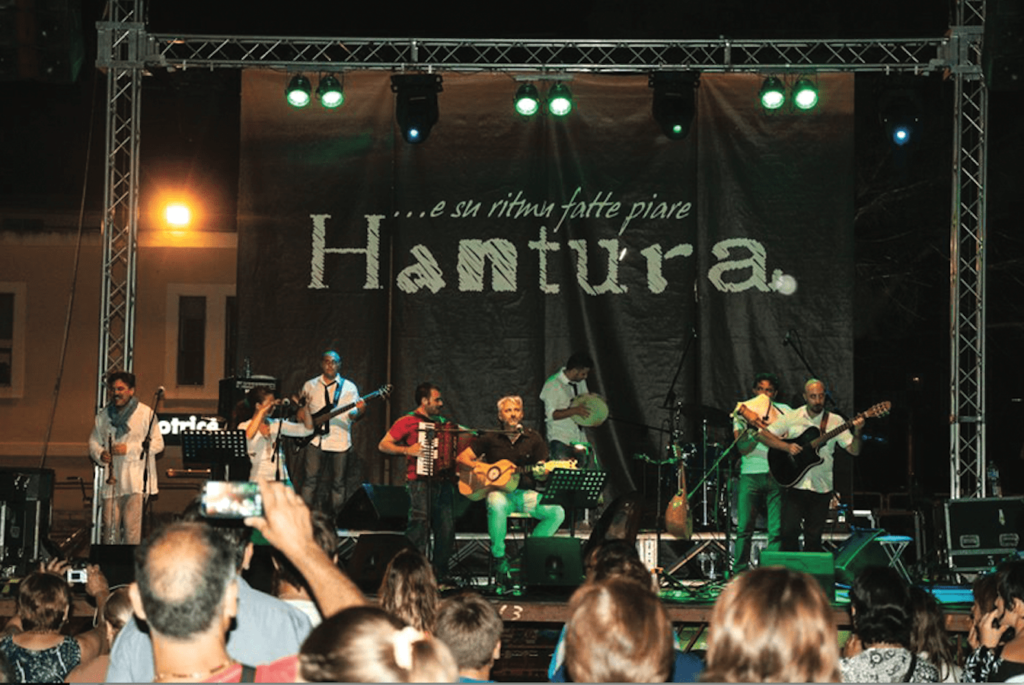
top-left (297, 351), bottom-right (364, 518)
top-left (758, 378), bottom-right (863, 553)
top-left (539, 352), bottom-right (594, 465)
top-left (87, 371), bottom-right (164, 544)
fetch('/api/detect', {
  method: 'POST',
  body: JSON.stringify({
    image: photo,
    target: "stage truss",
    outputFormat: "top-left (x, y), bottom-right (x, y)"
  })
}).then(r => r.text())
top-left (92, 1), bottom-right (990, 541)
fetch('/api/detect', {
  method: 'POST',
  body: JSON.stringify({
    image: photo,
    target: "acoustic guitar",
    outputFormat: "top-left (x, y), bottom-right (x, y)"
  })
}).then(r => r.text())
top-left (457, 459), bottom-right (578, 501)
top-left (767, 401), bottom-right (891, 487)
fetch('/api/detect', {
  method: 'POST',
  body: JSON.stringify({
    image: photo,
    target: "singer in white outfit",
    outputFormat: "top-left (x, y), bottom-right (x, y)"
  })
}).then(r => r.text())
top-left (456, 395), bottom-right (565, 588)
top-left (87, 371), bottom-right (164, 544)
top-left (235, 386), bottom-right (313, 481)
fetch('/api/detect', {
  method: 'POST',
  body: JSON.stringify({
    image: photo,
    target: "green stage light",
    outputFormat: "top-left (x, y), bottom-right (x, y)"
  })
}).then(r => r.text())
top-left (759, 76), bottom-right (785, 110)
top-left (285, 74), bottom-right (312, 108)
top-left (317, 75), bottom-right (344, 109)
top-left (547, 83), bottom-right (573, 117)
top-left (514, 83), bottom-right (540, 116)
top-left (792, 78), bottom-right (819, 110)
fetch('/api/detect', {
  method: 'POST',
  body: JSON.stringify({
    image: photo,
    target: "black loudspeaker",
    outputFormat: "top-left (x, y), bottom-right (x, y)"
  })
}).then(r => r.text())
top-left (984, 0), bottom-right (1024, 91)
top-left (89, 544), bottom-right (137, 588)
top-left (0, 468), bottom-right (55, 576)
top-left (833, 528), bottom-right (890, 586)
top-left (345, 533), bottom-right (415, 593)
top-left (945, 497), bottom-right (1024, 572)
top-left (582, 490), bottom-right (643, 562)
top-left (758, 550), bottom-right (836, 602)
top-left (337, 484), bottom-right (410, 530)
top-left (217, 376), bottom-right (279, 424)
top-left (522, 537), bottom-right (584, 588)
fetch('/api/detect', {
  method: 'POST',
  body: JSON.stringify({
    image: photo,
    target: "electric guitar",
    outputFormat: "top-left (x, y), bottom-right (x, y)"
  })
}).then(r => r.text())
top-left (457, 459), bottom-right (578, 501)
top-left (296, 384), bottom-right (392, 447)
top-left (767, 401), bottom-right (891, 487)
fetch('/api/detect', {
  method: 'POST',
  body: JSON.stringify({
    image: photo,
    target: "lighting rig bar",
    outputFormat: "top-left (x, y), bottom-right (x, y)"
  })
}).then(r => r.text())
top-left (111, 33), bottom-right (953, 73)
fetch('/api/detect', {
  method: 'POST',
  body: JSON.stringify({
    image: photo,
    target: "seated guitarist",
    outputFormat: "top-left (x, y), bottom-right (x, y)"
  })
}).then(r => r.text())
top-left (757, 378), bottom-right (864, 554)
top-left (456, 395), bottom-right (566, 590)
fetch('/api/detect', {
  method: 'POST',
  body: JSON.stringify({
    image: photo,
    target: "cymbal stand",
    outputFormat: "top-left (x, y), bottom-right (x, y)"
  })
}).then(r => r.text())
top-left (687, 426), bottom-right (745, 581)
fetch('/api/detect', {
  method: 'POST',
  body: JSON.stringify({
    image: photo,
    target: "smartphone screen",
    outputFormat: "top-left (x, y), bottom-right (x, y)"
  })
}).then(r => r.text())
top-left (200, 481), bottom-right (263, 519)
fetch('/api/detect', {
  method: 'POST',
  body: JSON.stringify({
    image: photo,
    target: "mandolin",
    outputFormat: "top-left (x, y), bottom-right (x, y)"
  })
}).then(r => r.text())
top-left (664, 444), bottom-right (692, 539)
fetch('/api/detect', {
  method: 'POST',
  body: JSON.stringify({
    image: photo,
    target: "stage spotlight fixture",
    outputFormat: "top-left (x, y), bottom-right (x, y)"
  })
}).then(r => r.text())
top-left (285, 74), bottom-right (312, 108)
top-left (547, 83), bottom-right (573, 117)
top-left (317, 75), bottom-right (344, 109)
top-left (792, 77), bottom-right (818, 110)
top-left (391, 73), bottom-right (443, 143)
top-left (759, 76), bottom-right (786, 110)
top-left (879, 90), bottom-right (923, 147)
top-left (649, 71), bottom-right (699, 140)
top-left (514, 83), bottom-right (541, 117)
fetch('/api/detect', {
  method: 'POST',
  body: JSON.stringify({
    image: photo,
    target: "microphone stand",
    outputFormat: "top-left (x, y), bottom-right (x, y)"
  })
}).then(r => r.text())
top-left (783, 331), bottom-right (845, 414)
top-left (139, 388), bottom-right (163, 536)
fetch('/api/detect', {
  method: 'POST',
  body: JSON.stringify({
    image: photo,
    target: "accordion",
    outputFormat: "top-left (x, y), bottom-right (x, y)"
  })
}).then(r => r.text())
top-left (415, 422), bottom-right (458, 477)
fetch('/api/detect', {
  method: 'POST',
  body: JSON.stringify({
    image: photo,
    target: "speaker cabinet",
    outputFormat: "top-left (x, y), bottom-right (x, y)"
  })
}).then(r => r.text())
top-left (0, 468), bottom-right (55, 576)
top-left (89, 544), bottom-right (137, 588)
top-left (945, 497), bottom-right (1024, 572)
top-left (759, 550), bottom-right (836, 602)
top-left (337, 484), bottom-right (410, 530)
top-left (217, 376), bottom-right (279, 424)
top-left (345, 533), bottom-right (415, 593)
top-left (522, 537), bottom-right (584, 588)
top-left (833, 528), bottom-right (890, 585)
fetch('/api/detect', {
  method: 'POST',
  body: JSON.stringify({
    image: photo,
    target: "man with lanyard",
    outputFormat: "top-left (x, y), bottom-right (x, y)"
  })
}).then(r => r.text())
top-left (297, 351), bottom-right (364, 518)
top-left (758, 378), bottom-right (864, 553)
top-left (88, 371), bottom-right (164, 544)
top-left (730, 372), bottom-right (790, 575)
top-left (456, 395), bottom-right (565, 589)
top-left (378, 382), bottom-right (456, 580)
top-left (539, 352), bottom-right (595, 466)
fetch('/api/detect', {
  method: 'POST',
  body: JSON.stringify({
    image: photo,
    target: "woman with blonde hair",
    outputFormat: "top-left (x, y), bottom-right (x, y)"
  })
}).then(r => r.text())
top-left (377, 548), bottom-right (440, 633)
top-left (702, 567), bottom-right (841, 682)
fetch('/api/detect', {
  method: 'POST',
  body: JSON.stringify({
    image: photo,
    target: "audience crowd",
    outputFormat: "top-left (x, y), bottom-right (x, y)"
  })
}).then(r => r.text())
top-left (0, 482), bottom-right (1015, 683)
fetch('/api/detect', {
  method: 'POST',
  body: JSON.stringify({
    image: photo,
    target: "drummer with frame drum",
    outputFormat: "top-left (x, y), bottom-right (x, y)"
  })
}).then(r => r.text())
top-left (539, 351), bottom-right (605, 469)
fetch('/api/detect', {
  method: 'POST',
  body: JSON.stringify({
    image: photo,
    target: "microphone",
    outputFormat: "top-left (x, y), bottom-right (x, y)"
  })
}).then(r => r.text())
top-left (782, 330), bottom-right (793, 347)
top-left (277, 398), bottom-right (293, 407)
top-left (516, 424), bottom-right (524, 435)
top-left (155, 386), bottom-right (165, 396)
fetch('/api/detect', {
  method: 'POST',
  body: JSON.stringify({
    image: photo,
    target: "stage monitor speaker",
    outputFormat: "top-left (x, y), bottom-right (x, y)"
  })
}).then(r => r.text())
top-left (345, 533), bottom-right (415, 593)
top-left (522, 537), bottom-right (584, 588)
top-left (217, 376), bottom-right (279, 423)
top-left (337, 484), bottom-right (410, 531)
top-left (0, 468), bottom-right (55, 502)
top-left (945, 496), bottom-right (1024, 572)
top-left (833, 528), bottom-right (890, 586)
top-left (758, 550), bottom-right (836, 602)
top-left (89, 544), bottom-right (137, 588)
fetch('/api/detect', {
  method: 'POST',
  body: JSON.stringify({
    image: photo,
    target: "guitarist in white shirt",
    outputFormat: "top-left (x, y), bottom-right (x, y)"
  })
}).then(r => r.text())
top-left (456, 395), bottom-right (567, 590)
top-left (296, 350), bottom-right (365, 518)
top-left (756, 379), bottom-right (864, 554)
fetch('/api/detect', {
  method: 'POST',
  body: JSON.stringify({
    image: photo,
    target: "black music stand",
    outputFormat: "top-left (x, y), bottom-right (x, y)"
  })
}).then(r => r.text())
top-left (541, 469), bottom-right (608, 537)
top-left (182, 429), bottom-right (249, 480)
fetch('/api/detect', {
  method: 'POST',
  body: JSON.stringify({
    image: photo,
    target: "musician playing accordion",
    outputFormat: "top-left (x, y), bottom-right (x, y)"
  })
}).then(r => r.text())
top-left (378, 382), bottom-right (457, 581)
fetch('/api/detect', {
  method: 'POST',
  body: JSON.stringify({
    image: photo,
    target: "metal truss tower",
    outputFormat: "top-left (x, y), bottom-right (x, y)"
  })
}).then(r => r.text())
top-left (95, 2), bottom-right (988, 506)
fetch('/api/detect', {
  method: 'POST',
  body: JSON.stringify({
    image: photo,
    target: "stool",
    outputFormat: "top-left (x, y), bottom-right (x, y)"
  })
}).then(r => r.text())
top-left (488, 512), bottom-right (536, 585)
top-left (875, 534), bottom-right (913, 583)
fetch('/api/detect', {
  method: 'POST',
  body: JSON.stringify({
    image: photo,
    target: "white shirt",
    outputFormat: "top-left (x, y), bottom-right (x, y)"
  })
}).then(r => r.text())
top-left (767, 406), bottom-right (854, 493)
top-left (540, 368), bottom-right (588, 445)
top-left (732, 395), bottom-right (792, 476)
top-left (88, 403), bottom-right (164, 497)
top-left (238, 418), bottom-right (312, 481)
top-left (300, 375), bottom-right (359, 452)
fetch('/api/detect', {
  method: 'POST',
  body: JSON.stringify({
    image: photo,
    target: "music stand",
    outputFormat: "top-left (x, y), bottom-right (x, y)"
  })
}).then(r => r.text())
top-left (182, 429), bottom-right (249, 481)
top-left (541, 469), bottom-right (608, 537)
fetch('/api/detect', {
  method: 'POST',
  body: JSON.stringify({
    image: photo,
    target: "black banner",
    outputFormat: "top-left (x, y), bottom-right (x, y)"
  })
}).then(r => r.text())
top-left (237, 71), bottom-right (854, 494)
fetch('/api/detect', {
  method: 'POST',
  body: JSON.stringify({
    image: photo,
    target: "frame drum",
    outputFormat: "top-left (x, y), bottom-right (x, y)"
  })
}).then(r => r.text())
top-left (570, 393), bottom-right (608, 427)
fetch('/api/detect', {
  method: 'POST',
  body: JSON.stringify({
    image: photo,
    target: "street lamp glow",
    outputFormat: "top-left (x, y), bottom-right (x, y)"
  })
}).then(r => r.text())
top-left (165, 203), bottom-right (191, 227)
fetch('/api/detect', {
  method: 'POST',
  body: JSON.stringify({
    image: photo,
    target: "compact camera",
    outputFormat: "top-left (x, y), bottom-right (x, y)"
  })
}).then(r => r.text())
top-left (66, 568), bottom-right (88, 584)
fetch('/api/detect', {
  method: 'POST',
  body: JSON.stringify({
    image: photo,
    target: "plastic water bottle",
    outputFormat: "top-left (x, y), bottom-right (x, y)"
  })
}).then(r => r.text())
top-left (988, 463), bottom-right (1002, 497)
